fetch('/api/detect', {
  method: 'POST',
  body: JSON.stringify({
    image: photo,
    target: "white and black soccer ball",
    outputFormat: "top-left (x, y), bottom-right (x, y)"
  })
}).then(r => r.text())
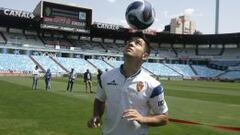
top-left (125, 0), bottom-right (155, 30)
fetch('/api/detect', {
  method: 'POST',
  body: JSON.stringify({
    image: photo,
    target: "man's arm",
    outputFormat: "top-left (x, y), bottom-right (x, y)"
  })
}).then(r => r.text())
top-left (87, 98), bottom-right (105, 128)
top-left (122, 109), bottom-right (168, 127)
top-left (140, 113), bottom-right (168, 126)
top-left (93, 98), bottom-right (105, 118)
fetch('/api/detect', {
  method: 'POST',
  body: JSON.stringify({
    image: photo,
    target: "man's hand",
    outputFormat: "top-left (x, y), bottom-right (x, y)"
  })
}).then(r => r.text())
top-left (87, 116), bottom-right (102, 128)
top-left (122, 109), bottom-right (144, 123)
top-left (123, 109), bottom-right (169, 126)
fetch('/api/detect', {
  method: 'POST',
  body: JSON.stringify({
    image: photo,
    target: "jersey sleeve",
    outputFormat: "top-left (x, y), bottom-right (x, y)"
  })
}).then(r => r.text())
top-left (148, 84), bottom-right (168, 115)
top-left (95, 76), bottom-right (106, 102)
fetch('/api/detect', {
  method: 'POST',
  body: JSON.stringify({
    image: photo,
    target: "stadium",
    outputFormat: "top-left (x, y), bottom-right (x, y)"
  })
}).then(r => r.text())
top-left (0, 0), bottom-right (239, 135)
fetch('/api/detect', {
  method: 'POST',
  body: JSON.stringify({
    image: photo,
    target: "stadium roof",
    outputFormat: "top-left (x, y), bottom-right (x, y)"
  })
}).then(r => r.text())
top-left (90, 25), bottom-right (240, 45)
top-left (0, 1), bottom-right (240, 47)
top-left (0, 8), bottom-right (39, 29)
top-left (153, 33), bottom-right (240, 45)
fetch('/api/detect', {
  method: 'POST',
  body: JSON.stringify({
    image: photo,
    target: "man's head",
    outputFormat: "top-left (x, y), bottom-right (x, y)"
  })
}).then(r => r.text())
top-left (97, 69), bottom-right (102, 73)
top-left (124, 34), bottom-right (151, 61)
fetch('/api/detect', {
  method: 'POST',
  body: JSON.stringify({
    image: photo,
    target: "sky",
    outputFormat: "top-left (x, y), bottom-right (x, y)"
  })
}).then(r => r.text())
top-left (1, 0), bottom-right (240, 34)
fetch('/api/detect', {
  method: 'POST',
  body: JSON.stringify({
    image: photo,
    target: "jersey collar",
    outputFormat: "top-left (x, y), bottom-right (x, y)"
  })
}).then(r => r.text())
top-left (120, 64), bottom-right (142, 79)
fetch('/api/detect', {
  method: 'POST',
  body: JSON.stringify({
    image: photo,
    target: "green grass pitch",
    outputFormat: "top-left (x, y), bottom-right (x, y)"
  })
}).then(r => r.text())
top-left (0, 76), bottom-right (239, 135)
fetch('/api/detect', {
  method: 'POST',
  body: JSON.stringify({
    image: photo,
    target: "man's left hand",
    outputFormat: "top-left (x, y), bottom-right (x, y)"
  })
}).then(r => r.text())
top-left (122, 109), bottom-right (144, 123)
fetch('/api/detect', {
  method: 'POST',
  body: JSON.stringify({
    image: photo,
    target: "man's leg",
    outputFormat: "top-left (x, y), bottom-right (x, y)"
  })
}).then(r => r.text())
top-left (85, 82), bottom-right (88, 93)
top-left (35, 78), bottom-right (38, 90)
top-left (70, 81), bottom-right (73, 92)
top-left (67, 81), bottom-right (70, 91)
top-left (32, 77), bottom-right (35, 90)
top-left (89, 81), bottom-right (93, 93)
top-left (45, 79), bottom-right (48, 90)
top-left (48, 80), bottom-right (51, 89)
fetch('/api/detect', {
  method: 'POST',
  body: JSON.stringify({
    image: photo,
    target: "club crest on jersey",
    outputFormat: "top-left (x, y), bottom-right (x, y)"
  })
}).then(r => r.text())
top-left (136, 81), bottom-right (144, 92)
top-left (158, 100), bottom-right (164, 106)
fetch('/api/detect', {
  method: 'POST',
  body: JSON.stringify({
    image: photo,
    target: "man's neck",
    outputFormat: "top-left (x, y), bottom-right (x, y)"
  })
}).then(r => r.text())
top-left (122, 59), bottom-right (142, 78)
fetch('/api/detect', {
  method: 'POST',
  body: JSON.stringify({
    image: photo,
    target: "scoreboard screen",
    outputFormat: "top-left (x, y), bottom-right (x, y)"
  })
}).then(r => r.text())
top-left (40, 1), bottom-right (92, 33)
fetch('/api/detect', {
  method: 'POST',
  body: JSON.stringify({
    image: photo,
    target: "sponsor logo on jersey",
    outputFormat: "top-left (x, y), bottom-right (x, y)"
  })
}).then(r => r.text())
top-left (136, 81), bottom-right (144, 92)
top-left (107, 80), bottom-right (118, 85)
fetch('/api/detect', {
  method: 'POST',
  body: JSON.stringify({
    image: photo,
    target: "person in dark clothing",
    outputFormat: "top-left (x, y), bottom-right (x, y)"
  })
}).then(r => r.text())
top-left (44, 68), bottom-right (52, 91)
top-left (96, 69), bottom-right (103, 90)
top-left (97, 69), bottom-right (102, 83)
top-left (67, 68), bottom-right (76, 92)
top-left (84, 69), bottom-right (93, 93)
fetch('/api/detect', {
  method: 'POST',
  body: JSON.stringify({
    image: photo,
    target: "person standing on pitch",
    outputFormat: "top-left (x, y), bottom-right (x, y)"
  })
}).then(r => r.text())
top-left (87, 34), bottom-right (169, 135)
top-left (32, 65), bottom-right (40, 90)
top-left (97, 69), bottom-right (102, 83)
top-left (44, 68), bottom-right (52, 91)
top-left (84, 69), bottom-right (93, 93)
top-left (67, 68), bottom-right (76, 92)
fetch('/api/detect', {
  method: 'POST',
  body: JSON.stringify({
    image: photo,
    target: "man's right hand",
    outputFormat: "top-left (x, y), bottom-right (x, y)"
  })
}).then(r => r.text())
top-left (87, 116), bottom-right (101, 128)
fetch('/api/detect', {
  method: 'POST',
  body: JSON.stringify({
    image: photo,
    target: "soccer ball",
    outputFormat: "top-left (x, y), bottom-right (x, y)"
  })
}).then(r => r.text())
top-left (125, 0), bottom-right (155, 30)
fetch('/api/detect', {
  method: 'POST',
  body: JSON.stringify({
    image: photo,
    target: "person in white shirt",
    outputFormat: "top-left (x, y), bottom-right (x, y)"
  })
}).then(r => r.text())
top-left (87, 34), bottom-right (169, 135)
top-left (32, 65), bottom-right (40, 90)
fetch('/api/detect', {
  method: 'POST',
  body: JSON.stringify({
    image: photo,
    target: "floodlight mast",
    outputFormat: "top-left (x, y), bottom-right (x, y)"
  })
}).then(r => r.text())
top-left (215, 0), bottom-right (220, 34)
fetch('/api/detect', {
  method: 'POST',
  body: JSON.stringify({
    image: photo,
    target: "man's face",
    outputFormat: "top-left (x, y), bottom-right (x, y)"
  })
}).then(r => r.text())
top-left (124, 37), bottom-right (148, 60)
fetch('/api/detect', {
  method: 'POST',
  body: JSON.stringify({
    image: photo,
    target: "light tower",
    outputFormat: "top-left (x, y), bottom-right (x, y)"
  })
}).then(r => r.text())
top-left (215, 0), bottom-right (220, 34)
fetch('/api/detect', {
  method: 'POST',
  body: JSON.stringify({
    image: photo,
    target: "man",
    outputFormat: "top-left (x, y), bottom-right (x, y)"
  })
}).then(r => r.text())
top-left (87, 34), bottom-right (169, 135)
top-left (84, 69), bottom-right (93, 93)
top-left (67, 68), bottom-right (76, 92)
top-left (97, 69), bottom-right (102, 83)
top-left (44, 68), bottom-right (52, 91)
top-left (32, 65), bottom-right (40, 90)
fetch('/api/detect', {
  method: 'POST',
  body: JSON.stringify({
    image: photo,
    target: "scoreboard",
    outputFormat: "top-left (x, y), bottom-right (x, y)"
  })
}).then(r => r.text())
top-left (35, 1), bottom-right (92, 33)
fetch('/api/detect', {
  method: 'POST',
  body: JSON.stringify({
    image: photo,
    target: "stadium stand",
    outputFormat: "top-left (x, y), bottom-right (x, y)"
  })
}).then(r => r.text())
top-left (42, 37), bottom-right (72, 49)
top-left (0, 53), bottom-right (36, 73)
top-left (101, 42), bottom-right (121, 53)
top-left (90, 42), bottom-right (106, 53)
top-left (0, 32), bottom-right (6, 44)
top-left (143, 62), bottom-right (182, 77)
top-left (219, 71), bottom-right (240, 80)
top-left (4, 32), bottom-right (26, 45)
top-left (210, 60), bottom-right (240, 67)
top-left (55, 57), bottom-right (97, 74)
top-left (4, 32), bottom-right (45, 48)
top-left (32, 56), bottom-right (66, 74)
top-left (73, 40), bottom-right (105, 53)
top-left (176, 49), bottom-right (196, 58)
top-left (192, 65), bottom-right (223, 78)
top-left (0, 1), bottom-right (239, 81)
top-left (165, 64), bottom-right (196, 77)
top-left (88, 59), bottom-right (113, 72)
top-left (107, 60), bottom-right (124, 68)
top-left (222, 48), bottom-right (240, 59)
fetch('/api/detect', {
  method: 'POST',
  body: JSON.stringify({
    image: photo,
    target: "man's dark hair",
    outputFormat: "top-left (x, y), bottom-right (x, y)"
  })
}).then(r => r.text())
top-left (129, 32), bottom-right (151, 54)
